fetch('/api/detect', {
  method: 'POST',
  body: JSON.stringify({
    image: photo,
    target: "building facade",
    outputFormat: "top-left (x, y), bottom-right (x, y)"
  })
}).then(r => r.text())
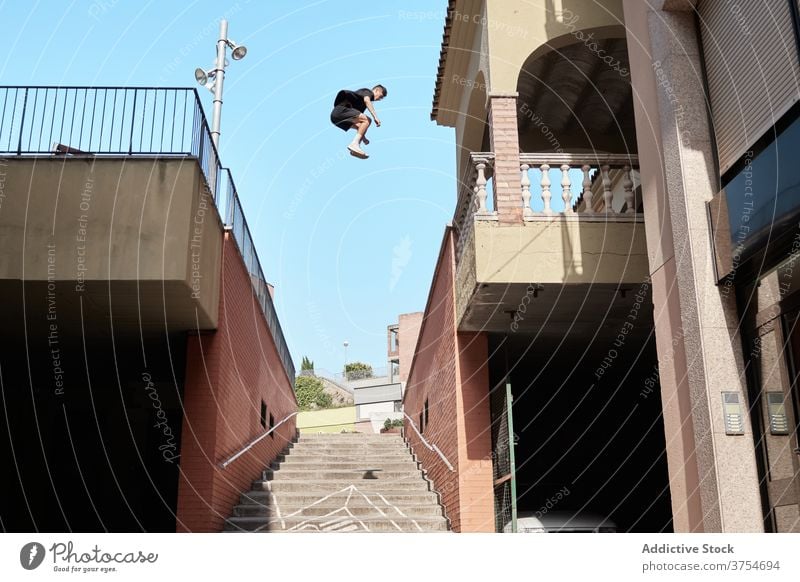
top-left (350, 313), bottom-right (422, 432)
top-left (0, 87), bottom-right (297, 532)
top-left (404, 0), bottom-right (800, 533)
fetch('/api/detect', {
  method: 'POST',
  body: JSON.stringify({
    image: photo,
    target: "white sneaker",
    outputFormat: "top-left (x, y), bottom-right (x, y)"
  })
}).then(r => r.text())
top-left (347, 143), bottom-right (368, 159)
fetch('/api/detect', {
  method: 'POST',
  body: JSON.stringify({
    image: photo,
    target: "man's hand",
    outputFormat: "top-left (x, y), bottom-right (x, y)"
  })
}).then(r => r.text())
top-left (364, 96), bottom-right (381, 127)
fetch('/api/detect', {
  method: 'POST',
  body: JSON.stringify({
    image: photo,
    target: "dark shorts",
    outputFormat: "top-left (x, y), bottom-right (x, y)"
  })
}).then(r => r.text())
top-left (330, 105), bottom-right (361, 131)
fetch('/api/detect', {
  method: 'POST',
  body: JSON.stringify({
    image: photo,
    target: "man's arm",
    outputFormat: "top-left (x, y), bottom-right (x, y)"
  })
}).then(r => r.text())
top-left (363, 96), bottom-right (381, 127)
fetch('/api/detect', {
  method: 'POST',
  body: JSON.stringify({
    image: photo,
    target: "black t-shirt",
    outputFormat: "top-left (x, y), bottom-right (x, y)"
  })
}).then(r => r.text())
top-left (333, 88), bottom-right (375, 113)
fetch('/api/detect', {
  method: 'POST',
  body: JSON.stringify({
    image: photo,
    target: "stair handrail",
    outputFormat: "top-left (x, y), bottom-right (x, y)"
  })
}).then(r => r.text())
top-left (219, 411), bottom-right (298, 469)
top-left (403, 412), bottom-right (455, 472)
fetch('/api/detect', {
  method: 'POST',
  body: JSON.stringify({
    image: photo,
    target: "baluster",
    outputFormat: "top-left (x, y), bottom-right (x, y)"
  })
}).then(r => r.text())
top-left (475, 161), bottom-right (488, 215)
top-left (521, 163), bottom-right (534, 216)
top-left (581, 164), bottom-right (594, 214)
top-left (561, 164), bottom-right (573, 214)
top-left (623, 165), bottom-right (635, 213)
top-left (601, 164), bottom-right (614, 213)
top-left (540, 164), bottom-right (553, 215)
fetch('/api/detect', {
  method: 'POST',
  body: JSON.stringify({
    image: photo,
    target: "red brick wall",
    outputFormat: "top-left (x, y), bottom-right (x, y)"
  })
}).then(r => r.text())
top-left (404, 229), bottom-right (495, 532)
top-left (488, 95), bottom-right (522, 224)
top-left (176, 232), bottom-right (297, 532)
top-left (454, 332), bottom-right (494, 532)
top-left (404, 229), bottom-right (462, 530)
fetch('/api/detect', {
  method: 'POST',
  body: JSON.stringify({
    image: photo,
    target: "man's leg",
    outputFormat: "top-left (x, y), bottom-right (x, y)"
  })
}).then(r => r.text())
top-left (352, 114), bottom-right (371, 145)
top-left (347, 114), bottom-right (371, 158)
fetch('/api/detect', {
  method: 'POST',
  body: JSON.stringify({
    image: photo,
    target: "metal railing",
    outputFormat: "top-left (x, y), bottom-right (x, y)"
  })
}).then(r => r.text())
top-left (219, 411), bottom-right (298, 469)
top-left (303, 365), bottom-right (398, 384)
top-left (403, 412), bottom-right (455, 471)
top-left (0, 86), bottom-right (221, 204)
top-left (0, 86), bottom-right (295, 383)
top-left (222, 168), bottom-right (295, 381)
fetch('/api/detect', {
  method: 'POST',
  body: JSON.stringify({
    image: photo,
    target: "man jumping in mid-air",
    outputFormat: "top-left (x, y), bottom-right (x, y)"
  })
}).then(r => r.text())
top-left (330, 84), bottom-right (387, 159)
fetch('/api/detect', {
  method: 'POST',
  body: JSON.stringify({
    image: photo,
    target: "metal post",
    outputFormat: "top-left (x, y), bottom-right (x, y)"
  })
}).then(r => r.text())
top-left (16, 88), bottom-right (28, 154)
top-left (211, 19), bottom-right (227, 149)
top-left (203, 19), bottom-right (228, 198)
top-left (506, 380), bottom-right (518, 533)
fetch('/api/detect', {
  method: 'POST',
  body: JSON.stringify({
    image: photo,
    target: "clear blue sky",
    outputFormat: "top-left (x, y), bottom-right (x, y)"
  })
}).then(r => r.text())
top-left (0, 0), bottom-right (456, 374)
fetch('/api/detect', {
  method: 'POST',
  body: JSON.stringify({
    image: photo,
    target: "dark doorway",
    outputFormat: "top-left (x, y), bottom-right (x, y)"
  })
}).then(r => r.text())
top-left (488, 330), bottom-right (673, 533)
top-left (0, 331), bottom-right (186, 532)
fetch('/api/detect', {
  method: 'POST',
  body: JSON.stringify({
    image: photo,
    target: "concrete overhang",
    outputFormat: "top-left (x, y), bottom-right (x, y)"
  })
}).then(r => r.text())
top-left (455, 217), bottom-right (649, 335)
top-left (0, 156), bottom-right (222, 335)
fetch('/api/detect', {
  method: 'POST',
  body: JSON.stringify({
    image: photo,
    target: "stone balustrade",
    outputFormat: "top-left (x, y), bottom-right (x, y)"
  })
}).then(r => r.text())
top-left (453, 152), bottom-right (641, 263)
top-left (520, 153), bottom-right (640, 217)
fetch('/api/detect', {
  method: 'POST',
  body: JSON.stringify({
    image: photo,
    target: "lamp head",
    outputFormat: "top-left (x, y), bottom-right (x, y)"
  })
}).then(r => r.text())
top-left (195, 68), bottom-right (217, 92)
top-left (227, 40), bottom-right (247, 60)
top-left (232, 45), bottom-right (247, 60)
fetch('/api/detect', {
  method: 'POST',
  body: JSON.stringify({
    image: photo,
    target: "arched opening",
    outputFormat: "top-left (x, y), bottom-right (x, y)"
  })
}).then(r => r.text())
top-left (516, 28), bottom-right (636, 154)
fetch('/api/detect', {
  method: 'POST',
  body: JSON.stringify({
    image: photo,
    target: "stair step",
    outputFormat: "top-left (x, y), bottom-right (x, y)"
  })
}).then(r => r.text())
top-left (274, 461), bottom-right (417, 471)
top-left (284, 449), bottom-right (410, 457)
top-left (241, 491), bottom-right (440, 506)
top-left (226, 430), bottom-right (445, 533)
top-left (294, 435), bottom-right (404, 441)
top-left (296, 437), bottom-right (398, 444)
top-left (254, 480), bottom-right (431, 493)
top-left (280, 450), bottom-right (412, 460)
top-left (233, 503), bottom-right (443, 518)
top-left (224, 515), bottom-right (448, 533)
top-left (271, 470), bottom-right (422, 480)
top-left (289, 443), bottom-right (408, 455)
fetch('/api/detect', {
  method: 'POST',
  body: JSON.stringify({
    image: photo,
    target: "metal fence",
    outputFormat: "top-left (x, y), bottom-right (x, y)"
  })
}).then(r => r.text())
top-left (0, 85), bottom-right (294, 382)
top-left (222, 168), bottom-right (295, 381)
top-left (491, 380), bottom-right (517, 532)
top-left (2, 87), bottom-right (193, 153)
top-left (0, 86), bottom-right (221, 202)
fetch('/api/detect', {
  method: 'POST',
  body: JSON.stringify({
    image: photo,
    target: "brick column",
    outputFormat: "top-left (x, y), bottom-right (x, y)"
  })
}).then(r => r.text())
top-left (488, 93), bottom-right (523, 224)
top-left (455, 331), bottom-right (495, 532)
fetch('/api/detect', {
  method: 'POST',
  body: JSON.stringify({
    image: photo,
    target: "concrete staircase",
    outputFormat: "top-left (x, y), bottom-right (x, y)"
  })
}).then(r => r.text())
top-left (225, 432), bottom-right (448, 533)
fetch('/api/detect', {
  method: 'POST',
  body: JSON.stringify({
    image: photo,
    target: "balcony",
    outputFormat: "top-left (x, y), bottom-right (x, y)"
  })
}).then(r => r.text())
top-left (453, 151), bottom-right (648, 334)
top-left (0, 85), bottom-right (294, 381)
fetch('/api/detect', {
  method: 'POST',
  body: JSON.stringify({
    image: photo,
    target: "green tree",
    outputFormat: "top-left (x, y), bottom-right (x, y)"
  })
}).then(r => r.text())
top-left (295, 375), bottom-right (332, 410)
top-left (301, 356), bottom-right (314, 372)
top-left (345, 361), bottom-right (373, 380)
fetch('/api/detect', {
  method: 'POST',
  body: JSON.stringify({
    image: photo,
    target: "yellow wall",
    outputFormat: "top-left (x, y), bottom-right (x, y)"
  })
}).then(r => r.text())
top-left (474, 219), bottom-right (648, 284)
top-left (485, 0), bottom-right (625, 92)
top-left (297, 406), bottom-right (357, 433)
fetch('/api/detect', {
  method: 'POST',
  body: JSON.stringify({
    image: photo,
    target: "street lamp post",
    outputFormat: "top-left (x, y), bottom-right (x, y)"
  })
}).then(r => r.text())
top-left (194, 19), bottom-right (247, 214)
top-left (194, 19), bottom-right (248, 150)
top-left (343, 341), bottom-right (349, 379)
top-left (210, 19), bottom-right (228, 149)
